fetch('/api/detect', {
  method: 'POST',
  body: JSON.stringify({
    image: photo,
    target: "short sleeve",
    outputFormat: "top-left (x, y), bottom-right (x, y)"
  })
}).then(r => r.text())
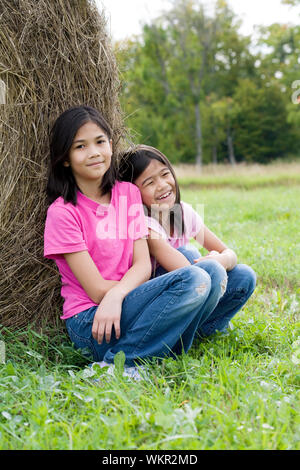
top-left (145, 216), bottom-right (167, 239)
top-left (182, 201), bottom-right (204, 239)
top-left (127, 184), bottom-right (149, 241)
top-left (44, 204), bottom-right (87, 259)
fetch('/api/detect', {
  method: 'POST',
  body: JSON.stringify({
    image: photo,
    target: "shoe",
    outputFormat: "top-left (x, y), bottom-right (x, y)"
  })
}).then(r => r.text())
top-left (89, 361), bottom-right (146, 382)
top-left (123, 365), bottom-right (147, 381)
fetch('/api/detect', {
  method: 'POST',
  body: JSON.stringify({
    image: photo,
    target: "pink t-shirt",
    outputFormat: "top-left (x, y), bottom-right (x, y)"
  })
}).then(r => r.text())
top-left (146, 201), bottom-right (203, 247)
top-left (44, 181), bottom-right (148, 320)
top-left (145, 201), bottom-right (203, 270)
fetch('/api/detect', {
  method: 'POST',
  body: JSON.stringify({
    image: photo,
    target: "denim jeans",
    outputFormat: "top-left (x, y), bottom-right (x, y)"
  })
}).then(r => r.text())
top-left (153, 244), bottom-right (256, 337)
top-left (66, 263), bottom-right (225, 367)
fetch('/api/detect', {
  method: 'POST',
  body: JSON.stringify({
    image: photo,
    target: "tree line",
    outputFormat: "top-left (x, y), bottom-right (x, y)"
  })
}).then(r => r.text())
top-left (116, 0), bottom-right (300, 166)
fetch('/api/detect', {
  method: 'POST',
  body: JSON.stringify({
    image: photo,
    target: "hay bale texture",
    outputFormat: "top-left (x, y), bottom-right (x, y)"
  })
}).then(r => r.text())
top-left (0, 0), bottom-right (126, 329)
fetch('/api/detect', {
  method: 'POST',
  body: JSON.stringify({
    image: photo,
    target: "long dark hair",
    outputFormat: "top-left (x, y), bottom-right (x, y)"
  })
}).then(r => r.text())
top-left (46, 105), bottom-right (117, 205)
top-left (119, 145), bottom-right (184, 236)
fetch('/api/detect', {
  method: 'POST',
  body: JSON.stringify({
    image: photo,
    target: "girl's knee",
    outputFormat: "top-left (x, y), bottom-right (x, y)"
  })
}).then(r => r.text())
top-left (236, 264), bottom-right (256, 293)
top-left (181, 265), bottom-right (211, 297)
top-left (199, 259), bottom-right (228, 295)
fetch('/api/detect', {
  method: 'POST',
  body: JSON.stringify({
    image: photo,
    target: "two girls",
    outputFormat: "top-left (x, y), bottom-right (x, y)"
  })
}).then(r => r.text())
top-left (44, 106), bottom-right (256, 373)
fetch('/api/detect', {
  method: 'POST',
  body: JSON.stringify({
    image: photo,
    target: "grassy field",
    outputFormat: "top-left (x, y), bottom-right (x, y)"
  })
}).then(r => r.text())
top-left (175, 160), bottom-right (300, 189)
top-left (0, 162), bottom-right (299, 450)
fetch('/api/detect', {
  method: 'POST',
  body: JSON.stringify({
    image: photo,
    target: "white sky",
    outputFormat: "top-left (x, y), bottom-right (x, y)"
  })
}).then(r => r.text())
top-left (97, 0), bottom-right (300, 40)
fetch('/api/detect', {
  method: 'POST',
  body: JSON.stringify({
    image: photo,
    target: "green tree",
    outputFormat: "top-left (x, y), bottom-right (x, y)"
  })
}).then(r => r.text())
top-left (117, 0), bottom-right (298, 165)
top-left (255, 19), bottom-right (300, 154)
top-left (117, 0), bottom-right (255, 166)
top-left (282, 0), bottom-right (300, 5)
top-left (232, 79), bottom-right (290, 163)
top-left (202, 94), bottom-right (238, 164)
top-left (116, 29), bottom-right (192, 163)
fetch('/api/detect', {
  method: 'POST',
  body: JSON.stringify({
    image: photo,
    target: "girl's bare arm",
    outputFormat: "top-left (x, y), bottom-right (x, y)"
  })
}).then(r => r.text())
top-left (195, 225), bottom-right (237, 271)
top-left (147, 229), bottom-right (190, 271)
top-left (64, 251), bottom-right (119, 304)
top-left (63, 238), bottom-right (152, 305)
top-left (111, 237), bottom-right (152, 299)
top-left (92, 238), bottom-right (152, 344)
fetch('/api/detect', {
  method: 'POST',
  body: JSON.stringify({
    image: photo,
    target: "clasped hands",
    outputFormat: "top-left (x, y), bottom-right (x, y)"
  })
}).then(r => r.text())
top-left (193, 250), bottom-right (228, 269)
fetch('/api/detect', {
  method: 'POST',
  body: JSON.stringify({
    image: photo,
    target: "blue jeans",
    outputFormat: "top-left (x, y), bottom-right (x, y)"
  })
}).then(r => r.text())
top-left (153, 244), bottom-right (256, 337)
top-left (65, 264), bottom-right (225, 367)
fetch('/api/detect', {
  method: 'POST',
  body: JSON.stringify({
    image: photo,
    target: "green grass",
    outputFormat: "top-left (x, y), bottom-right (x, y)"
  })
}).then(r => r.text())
top-left (176, 160), bottom-right (300, 190)
top-left (184, 185), bottom-right (300, 291)
top-left (0, 179), bottom-right (299, 450)
top-left (178, 172), bottom-right (300, 189)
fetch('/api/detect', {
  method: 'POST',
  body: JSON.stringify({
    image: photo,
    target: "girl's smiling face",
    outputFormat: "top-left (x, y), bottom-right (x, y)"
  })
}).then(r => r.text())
top-left (134, 159), bottom-right (176, 211)
top-left (64, 121), bottom-right (112, 188)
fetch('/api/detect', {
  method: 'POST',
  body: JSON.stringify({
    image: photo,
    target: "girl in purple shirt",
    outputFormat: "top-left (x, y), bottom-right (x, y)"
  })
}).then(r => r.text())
top-left (44, 106), bottom-right (232, 377)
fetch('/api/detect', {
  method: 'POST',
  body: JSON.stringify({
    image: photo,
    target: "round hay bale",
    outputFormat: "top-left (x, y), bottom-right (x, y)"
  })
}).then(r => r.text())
top-left (0, 0), bottom-right (127, 330)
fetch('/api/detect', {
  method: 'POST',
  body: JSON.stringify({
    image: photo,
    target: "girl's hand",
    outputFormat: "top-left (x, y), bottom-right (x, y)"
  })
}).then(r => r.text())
top-left (194, 249), bottom-right (236, 271)
top-left (194, 250), bottom-right (219, 263)
top-left (92, 289), bottom-right (123, 344)
top-left (204, 250), bottom-right (219, 257)
top-left (194, 250), bottom-right (227, 268)
top-left (91, 238), bottom-right (151, 345)
top-left (194, 225), bottom-right (237, 271)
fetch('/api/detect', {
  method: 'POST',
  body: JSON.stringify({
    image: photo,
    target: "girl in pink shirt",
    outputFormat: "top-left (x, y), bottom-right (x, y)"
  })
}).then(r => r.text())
top-left (119, 145), bottom-right (256, 337)
top-left (44, 106), bottom-right (223, 375)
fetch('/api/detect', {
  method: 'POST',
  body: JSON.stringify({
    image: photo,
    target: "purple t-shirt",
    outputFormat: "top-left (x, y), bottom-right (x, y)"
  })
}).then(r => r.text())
top-left (44, 181), bottom-right (148, 319)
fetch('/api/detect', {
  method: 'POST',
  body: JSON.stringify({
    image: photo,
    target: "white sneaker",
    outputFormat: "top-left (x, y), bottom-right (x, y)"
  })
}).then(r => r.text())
top-left (123, 365), bottom-right (146, 381)
top-left (89, 361), bottom-right (114, 377)
top-left (89, 361), bottom-right (146, 381)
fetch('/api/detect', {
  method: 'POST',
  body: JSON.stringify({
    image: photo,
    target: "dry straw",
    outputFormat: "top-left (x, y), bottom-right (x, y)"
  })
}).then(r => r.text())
top-left (0, 0), bottom-right (127, 330)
